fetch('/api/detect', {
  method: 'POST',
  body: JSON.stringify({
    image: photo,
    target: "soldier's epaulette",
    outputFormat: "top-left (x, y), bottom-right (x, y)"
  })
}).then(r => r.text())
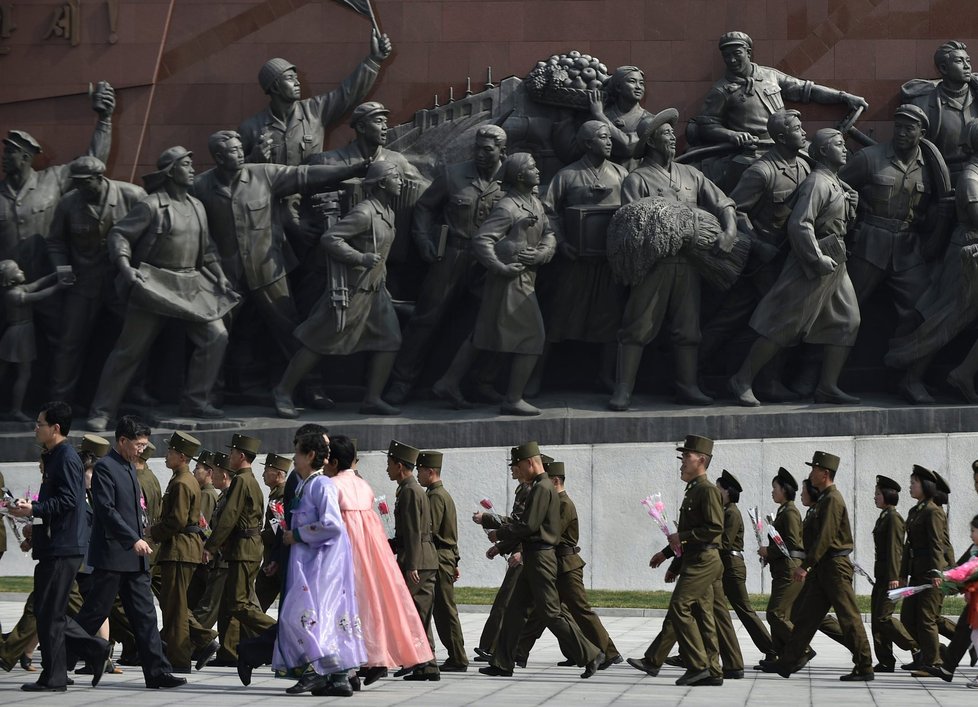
top-left (900, 78), bottom-right (939, 101)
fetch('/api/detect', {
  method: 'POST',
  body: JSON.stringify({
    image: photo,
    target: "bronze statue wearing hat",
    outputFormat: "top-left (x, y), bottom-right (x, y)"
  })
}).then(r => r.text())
top-left (839, 104), bottom-right (952, 404)
top-left (691, 30), bottom-right (866, 190)
top-left (85, 146), bottom-right (237, 432)
top-left (611, 120), bottom-right (737, 410)
top-left (238, 30), bottom-right (392, 166)
top-left (47, 156), bottom-right (147, 403)
top-left (273, 160), bottom-right (406, 417)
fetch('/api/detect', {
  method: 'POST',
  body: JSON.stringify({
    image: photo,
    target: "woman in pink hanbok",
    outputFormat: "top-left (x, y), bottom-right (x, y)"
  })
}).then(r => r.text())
top-left (324, 435), bottom-right (434, 685)
top-left (273, 432), bottom-right (367, 696)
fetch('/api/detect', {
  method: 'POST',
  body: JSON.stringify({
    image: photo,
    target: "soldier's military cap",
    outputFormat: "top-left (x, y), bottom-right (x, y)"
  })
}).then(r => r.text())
top-left (195, 450), bottom-right (216, 468)
top-left (719, 469), bottom-right (742, 493)
top-left (3, 130), bottom-right (41, 155)
top-left (417, 451), bottom-right (443, 469)
top-left (69, 155), bottom-right (106, 179)
top-left (212, 451), bottom-right (233, 472)
top-left (894, 103), bottom-right (930, 131)
top-left (227, 434), bottom-right (261, 456)
top-left (719, 31), bottom-right (753, 50)
top-left (775, 466), bottom-right (798, 491)
top-left (876, 475), bottom-right (901, 492)
top-left (167, 431), bottom-right (201, 458)
top-left (934, 470), bottom-right (951, 495)
top-left (259, 57), bottom-right (297, 93)
top-left (513, 441), bottom-right (541, 462)
top-left (544, 460), bottom-right (565, 478)
top-left (138, 440), bottom-right (156, 462)
top-left (387, 440), bottom-right (420, 467)
top-left (805, 451), bottom-right (840, 472)
top-left (540, 453), bottom-right (554, 464)
top-left (79, 433), bottom-right (111, 458)
top-left (263, 453), bottom-right (292, 473)
top-left (910, 464), bottom-right (938, 485)
top-left (350, 101), bottom-right (389, 128)
top-left (676, 434), bottom-right (714, 457)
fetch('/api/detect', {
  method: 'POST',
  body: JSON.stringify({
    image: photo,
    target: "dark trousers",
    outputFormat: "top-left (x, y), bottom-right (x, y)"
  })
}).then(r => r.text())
top-left (432, 565), bottom-right (467, 666)
top-left (158, 561), bottom-right (217, 670)
top-left (722, 556), bottom-right (773, 657)
top-left (780, 558), bottom-right (872, 673)
top-left (900, 582), bottom-right (943, 666)
top-left (35, 556), bottom-right (107, 688)
top-left (492, 549), bottom-right (599, 672)
top-left (943, 605), bottom-right (975, 673)
top-left (478, 563), bottom-right (522, 653)
top-left (254, 563), bottom-right (281, 612)
top-left (871, 579), bottom-right (917, 668)
top-left (75, 567), bottom-right (171, 682)
top-left (218, 560), bottom-right (276, 660)
top-left (407, 568), bottom-right (439, 674)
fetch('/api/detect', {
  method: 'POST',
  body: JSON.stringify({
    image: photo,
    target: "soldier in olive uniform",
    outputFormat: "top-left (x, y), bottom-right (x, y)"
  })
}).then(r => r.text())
top-left (386, 441), bottom-right (440, 680)
top-left (187, 451), bottom-right (220, 611)
top-left (768, 452), bottom-right (873, 681)
top-left (515, 460), bottom-right (621, 669)
top-left (631, 436), bottom-right (726, 686)
top-left (254, 453), bottom-right (289, 612)
top-left (417, 450), bottom-right (468, 671)
top-left (871, 474), bottom-right (918, 672)
top-left (481, 442), bottom-right (602, 679)
top-left (203, 435), bottom-right (276, 661)
top-left (150, 432), bottom-right (219, 672)
top-left (472, 449), bottom-right (528, 661)
top-left (898, 465), bottom-right (948, 672)
top-left (758, 468), bottom-right (804, 666)
top-left (715, 470), bottom-right (773, 664)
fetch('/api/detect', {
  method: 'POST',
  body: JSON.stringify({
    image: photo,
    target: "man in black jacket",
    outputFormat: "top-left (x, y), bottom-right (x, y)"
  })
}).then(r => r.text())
top-left (72, 415), bottom-right (185, 689)
top-left (8, 401), bottom-right (109, 692)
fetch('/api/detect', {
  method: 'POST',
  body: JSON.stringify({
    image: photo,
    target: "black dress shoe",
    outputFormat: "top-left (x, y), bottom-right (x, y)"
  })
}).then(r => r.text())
top-left (515, 657), bottom-right (527, 669)
top-left (723, 669), bottom-right (744, 679)
top-left (557, 658), bottom-right (576, 667)
top-left (19, 655), bottom-right (36, 672)
top-left (478, 665), bottom-right (513, 677)
top-left (22, 681), bottom-right (67, 692)
top-left (361, 666), bottom-right (387, 685)
top-left (145, 673), bottom-right (187, 689)
top-left (349, 674), bottom-right (361, 692)
top-left (403, 670), bottom-right (440, 681)
top-left (581, 651), bottom-right (604, 679)
top-left (392, 664), bottom-right (417, 678)
top-left (839, 671), bottom-right (874, 681)
top-left (192, 640), bottom-right (219, 670)
top-left (599, 654), bottom-right (623, 670)
top-left (664, 654), bottom-right (686, 668)
top-left (676, 668), bottom-right (710, 686)
top-left (473, 647), bottom-right (492, 660)
top-left (626, 657), bottom-right (659, 677)
top-left (237, 661), bottom-right (253, 686)
top-left (311, 674), bottom-right (354, 697)
top-left (873, 663), bottom-right (895, 673)
top-left (692, 675), bottom-right (723, 686)
top-left (92, 642), bottom-right (112, 687)
top-left (439, 661), bottom-right (468, 672)
top-left (286, 672), bottom-right (330, 694)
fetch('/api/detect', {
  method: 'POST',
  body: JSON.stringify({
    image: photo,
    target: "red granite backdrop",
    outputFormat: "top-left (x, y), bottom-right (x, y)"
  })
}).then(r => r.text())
top-left (1, 0), bottom-right (977, 180)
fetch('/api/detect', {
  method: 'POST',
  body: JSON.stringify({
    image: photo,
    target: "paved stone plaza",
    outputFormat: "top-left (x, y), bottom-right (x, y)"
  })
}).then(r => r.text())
top-left (0, 597), bottom-right (974, 706)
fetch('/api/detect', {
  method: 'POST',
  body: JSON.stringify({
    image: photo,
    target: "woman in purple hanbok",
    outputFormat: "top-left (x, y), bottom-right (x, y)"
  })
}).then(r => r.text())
top-left (274, 432), bottom-right (367, 696)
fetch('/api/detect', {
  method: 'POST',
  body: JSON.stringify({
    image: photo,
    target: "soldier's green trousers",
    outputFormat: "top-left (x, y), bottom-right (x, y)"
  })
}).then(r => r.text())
top-left (871, 578), bottom-right (918, 669)
top-left (432, 565), bottom-right (467, 666)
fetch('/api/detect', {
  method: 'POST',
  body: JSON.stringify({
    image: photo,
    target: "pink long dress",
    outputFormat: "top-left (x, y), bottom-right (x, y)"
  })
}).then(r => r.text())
top-left (331, 469), bottom-right (434, 667)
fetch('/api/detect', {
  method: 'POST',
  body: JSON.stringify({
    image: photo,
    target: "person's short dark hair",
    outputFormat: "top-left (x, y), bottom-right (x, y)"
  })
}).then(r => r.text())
top-left (773, 476), bottom-right (797, 501)
top-left (293, 423), bottom-right (327, 446)
top-left (39, 401), bottom-right (72, 436)
top-left (115, 414), bottom-right (150, 442)
top-left (241, 450), bottom-right (256, 464)
top-left (295, 432), bottom-right (329, 470)
top-left (803, 478), bottom-right (820, 502)
top-left (971, 514), bottom-right (978, 531)
top-left (934, 489), bottom-right (948, 506)
top-left (716, 476), bottom-right (740, 503)
top-left (327, 435), bottom-right (356, 471)
top-left (79, 450), bottom-right (98, 469)
top-left (919, 478), bottom-right (937, 500)
top-left (767, 109), bottom-right (801, 143)
top-left (935, 40), bottom-right (968, 72)
top-left (879, 487), bottom-right (899, 506)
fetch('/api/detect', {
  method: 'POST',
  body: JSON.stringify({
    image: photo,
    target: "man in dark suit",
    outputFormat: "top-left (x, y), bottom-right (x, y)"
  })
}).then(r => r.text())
top-left (72, 415), bottom-right (185, 689)
top-left (8, 401), bottom-right (110, 692)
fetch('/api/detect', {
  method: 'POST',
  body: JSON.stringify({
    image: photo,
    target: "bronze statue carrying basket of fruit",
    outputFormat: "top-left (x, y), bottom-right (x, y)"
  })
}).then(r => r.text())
top-left (524, 50), bottom-right (612, 110)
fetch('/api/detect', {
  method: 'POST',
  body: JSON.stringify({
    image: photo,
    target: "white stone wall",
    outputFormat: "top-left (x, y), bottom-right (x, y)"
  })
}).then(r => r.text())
top-left (2, 432), bottom-right (977, 596)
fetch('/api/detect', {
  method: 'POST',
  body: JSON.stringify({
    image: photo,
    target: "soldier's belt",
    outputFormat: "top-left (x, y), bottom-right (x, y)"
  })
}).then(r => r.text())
top-left (826, 549), bottom-right (852, 558)
top-left (684, 543), bottom-right (719, 553)
top-left (180, 525), bottom-right (204, 535)
top-left (861, 214), bottom-right (911, 232)
top-left (722, 549), bottom-right (744, 558)
top-left (789, 550), bottom-right (806, 559)
top-left (231, 528), bottom-right (261, 539)
top-left (524, 541), bottom-right (555, 552)
top-left (555, 545), bottom-right (581, 557)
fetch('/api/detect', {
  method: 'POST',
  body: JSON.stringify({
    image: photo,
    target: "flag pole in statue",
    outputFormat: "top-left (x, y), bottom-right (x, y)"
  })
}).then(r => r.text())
top-left (334, 0), bottom-right (382, 35)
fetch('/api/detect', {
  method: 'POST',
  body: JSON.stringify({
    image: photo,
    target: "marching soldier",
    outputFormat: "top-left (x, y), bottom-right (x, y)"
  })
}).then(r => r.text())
top-left (187, 451), bottom-right (220, 613)
top-left (386, 441), bottom-right (440, 681)
top-left (203, 435), bottom-right (276, 662)
top-left (417, 450), bottom-right (468, 672)
top-left (150, 432), bottom-right (219, 673)
top-left (768, 452), bottom-right (874, 681)
top-left (254, 453), bottom-right (290, 612)
top-left (871, 474), bottom-right (918, 672)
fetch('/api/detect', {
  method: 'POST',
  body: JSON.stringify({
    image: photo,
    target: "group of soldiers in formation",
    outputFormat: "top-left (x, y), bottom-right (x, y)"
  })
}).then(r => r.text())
top-left (7, 30), bottom-right (978, 427)
top-left (4, 404), bottom-right (978, 693)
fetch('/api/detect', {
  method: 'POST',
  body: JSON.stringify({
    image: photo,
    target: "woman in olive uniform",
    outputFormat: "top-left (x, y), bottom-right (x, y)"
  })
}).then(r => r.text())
top-left (759, 468), bottom-right (802, 667)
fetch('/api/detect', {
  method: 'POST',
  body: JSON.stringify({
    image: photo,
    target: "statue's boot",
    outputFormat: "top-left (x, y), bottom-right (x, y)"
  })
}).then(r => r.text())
top-left (898, 357), bottom-right (935, 405)
top-left (673, 346), bottom-right (713, 405)
top-left (501, 354), bottom-right (540, 416)
top-left (361, 352), bottom-right (401, 415)
top-left (523, 345), bottom-right (551, 399)
top-left (728, 336), bottom-right (782, 407)
top-left (273, 347), bottom-right (321, 417)
top-left (608, 344), bottom-right (643, 411)
top-left (598, 342), bottom-right (617, 394)
top-left (753, 353), bottom-right (800, 402)
top-left (432, 339), bottom-right (476, 409)
top-left (813, 345), bottom-right (860, 404)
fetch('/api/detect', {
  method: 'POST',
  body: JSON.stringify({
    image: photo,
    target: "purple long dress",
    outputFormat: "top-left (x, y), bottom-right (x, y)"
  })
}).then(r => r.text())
top-left (272, 473), bottom-right (367, 677)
